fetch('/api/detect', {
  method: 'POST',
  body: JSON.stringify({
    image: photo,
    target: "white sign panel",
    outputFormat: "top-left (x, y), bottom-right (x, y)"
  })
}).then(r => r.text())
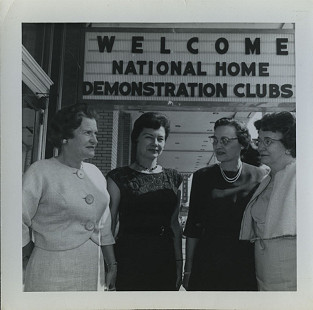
top-left (82, 28), bottom-right (295, 107)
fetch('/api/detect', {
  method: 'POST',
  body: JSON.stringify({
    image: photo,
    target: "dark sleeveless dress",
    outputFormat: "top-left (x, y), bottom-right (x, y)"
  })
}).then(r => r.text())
top-left (184, 163), bottom-right (266, 291)
top-left (107, 166), bottom-right (183, 291)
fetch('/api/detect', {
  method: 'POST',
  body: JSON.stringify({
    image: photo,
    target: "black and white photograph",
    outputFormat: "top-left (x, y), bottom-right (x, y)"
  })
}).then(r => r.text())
top-left (1, 1), bottom-right (313, 309)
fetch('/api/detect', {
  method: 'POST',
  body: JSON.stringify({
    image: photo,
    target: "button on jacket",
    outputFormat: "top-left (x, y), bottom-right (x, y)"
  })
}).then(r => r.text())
top-left (23, 158), bottom-right (115, 251)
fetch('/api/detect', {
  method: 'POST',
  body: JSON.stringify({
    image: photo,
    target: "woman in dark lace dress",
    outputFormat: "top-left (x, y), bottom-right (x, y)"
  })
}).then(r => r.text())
top-left (107, 112), bottom-right (183, 291)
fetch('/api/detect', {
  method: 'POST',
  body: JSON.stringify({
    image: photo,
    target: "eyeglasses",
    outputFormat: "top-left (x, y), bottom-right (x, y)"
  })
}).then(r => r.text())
top-left (252, 137), bottom-right (282, 147)
top-left (209, 136), bottom-right (238, 146)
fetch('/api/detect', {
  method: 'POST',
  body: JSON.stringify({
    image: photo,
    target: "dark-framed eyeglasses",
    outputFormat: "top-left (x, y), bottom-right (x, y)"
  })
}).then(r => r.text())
top-left (252, 137), bottom-right (282, 147)
top-left (209, 136), bottom-right (238, 146)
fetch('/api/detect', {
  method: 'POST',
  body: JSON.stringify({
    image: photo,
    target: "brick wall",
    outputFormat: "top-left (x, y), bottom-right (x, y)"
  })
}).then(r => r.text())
top-left (111, 110), bottom-right (119, 170)
top-left (88, 109), bottom-right (132, 176)
top-left (91, 110), bottom-right (117, 176)
top-left (117, 112), bottom-right (131, 167)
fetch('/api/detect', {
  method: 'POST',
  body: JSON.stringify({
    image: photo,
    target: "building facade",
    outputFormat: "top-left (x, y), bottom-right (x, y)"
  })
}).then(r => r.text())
top-left (22, 23), bottom-right (295, 207)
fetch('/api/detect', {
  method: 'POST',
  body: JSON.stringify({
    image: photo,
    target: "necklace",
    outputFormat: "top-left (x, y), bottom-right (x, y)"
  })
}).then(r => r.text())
top-left (219, 161), bottom-right (243, 183)
top-left (135, 161), bottom-right (158, 172)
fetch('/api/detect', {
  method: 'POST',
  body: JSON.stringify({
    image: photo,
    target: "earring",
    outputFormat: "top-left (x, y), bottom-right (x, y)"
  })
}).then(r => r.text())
top-left (62, 139), bottom-right (68, 144)
top-left (285, 149), bottom-right (291, 155)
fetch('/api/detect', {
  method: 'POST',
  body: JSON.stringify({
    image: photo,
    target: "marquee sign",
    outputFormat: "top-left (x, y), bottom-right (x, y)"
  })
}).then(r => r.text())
top-left (81, 28), bottom-right (295, 107)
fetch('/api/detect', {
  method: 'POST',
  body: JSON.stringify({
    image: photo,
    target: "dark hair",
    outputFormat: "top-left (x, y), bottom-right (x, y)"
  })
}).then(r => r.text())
top-left (214, 117), bottom-right (251, 149)
top-left (131, 112), bottom-right (170, 144)
top-left (254, 111), bottom-right (296, 158)
top-left (48, 103), bottom-right (98, 149)
top-left (241, 143), bottom-right (262, 167)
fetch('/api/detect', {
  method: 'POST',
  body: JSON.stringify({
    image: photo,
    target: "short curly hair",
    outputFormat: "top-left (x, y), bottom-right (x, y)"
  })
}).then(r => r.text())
top-left (48, 103), bottom-right (98, 149)
top-left (131, 112), bottom-right (170, 144)
top-left (214, 117), bottom-right (251, 149)
top-left (254, 111), bottom-right (296, 158)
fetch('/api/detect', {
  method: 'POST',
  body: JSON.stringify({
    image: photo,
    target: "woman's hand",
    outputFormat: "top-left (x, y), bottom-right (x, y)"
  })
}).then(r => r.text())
top-left (105, 264), bottom-right (117, 291)
top-left (102, 245), bottom-right (117, 291)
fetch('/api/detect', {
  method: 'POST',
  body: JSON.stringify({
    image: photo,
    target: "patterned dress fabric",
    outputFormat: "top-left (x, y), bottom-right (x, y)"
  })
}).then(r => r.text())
top-left (107, 166), bottom-right (183, 291)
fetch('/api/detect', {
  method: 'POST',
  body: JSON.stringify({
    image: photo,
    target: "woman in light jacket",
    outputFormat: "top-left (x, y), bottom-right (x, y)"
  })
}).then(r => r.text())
top-left (22, 103), bottom-right (116, 291)
top-left (240, 111), bottom-right (296, 291)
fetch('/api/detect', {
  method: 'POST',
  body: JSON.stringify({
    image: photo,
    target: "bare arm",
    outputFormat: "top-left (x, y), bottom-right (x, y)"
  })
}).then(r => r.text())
top-left (101, 244), bottom-right (116, 263)
top-left (171, 189), bottom-right (183, 260)
top-left (107, 177), bottom-right (121, 237)
top-left (103, 177), bottom-right (121, 290)
top-left (101, 244), bottom-right (117, 291)
top-left (184, 237), bottom-right (199, 272)
top-left (183, 237), bottom-right (199, 290)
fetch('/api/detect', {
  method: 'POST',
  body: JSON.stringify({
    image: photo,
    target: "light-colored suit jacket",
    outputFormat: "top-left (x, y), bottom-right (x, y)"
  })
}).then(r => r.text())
top-left (23, 158), bottom-right (115, 250)
top-left (240, 161), bottom-right (296, 241)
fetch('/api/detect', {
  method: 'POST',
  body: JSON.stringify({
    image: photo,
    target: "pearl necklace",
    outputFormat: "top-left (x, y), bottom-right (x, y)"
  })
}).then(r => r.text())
top-left (135, 161), bottom-right (158, 172)
top-left (219, 161), bottom-right (243, 183)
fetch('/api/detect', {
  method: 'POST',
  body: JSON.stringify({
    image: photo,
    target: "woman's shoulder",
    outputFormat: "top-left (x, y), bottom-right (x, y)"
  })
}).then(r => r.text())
top-left (162, 168), bottom-right (183, 187)
top-left (23, 158), bottom-right (60, 185)
top-left (282, 160), bottom-right (296, 174)
top-left (163, 167), bottom-right (183, 178)
top-left (193, 164), bottom-right (219, 178)
top-left (163, 167), bottom-right (180, 175)
top-left (275, 160), bottom-right (296, 180)
top-left (83, 162), bottom-right (102, 173)
top-left (82, 162), bottom-right (105, 180)
top-left (25, 158), bottom-right (57, 173)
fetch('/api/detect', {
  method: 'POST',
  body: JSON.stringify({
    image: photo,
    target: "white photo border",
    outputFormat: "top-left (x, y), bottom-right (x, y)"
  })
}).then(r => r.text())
top-left (1, 1), bottom-right (313, 309)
